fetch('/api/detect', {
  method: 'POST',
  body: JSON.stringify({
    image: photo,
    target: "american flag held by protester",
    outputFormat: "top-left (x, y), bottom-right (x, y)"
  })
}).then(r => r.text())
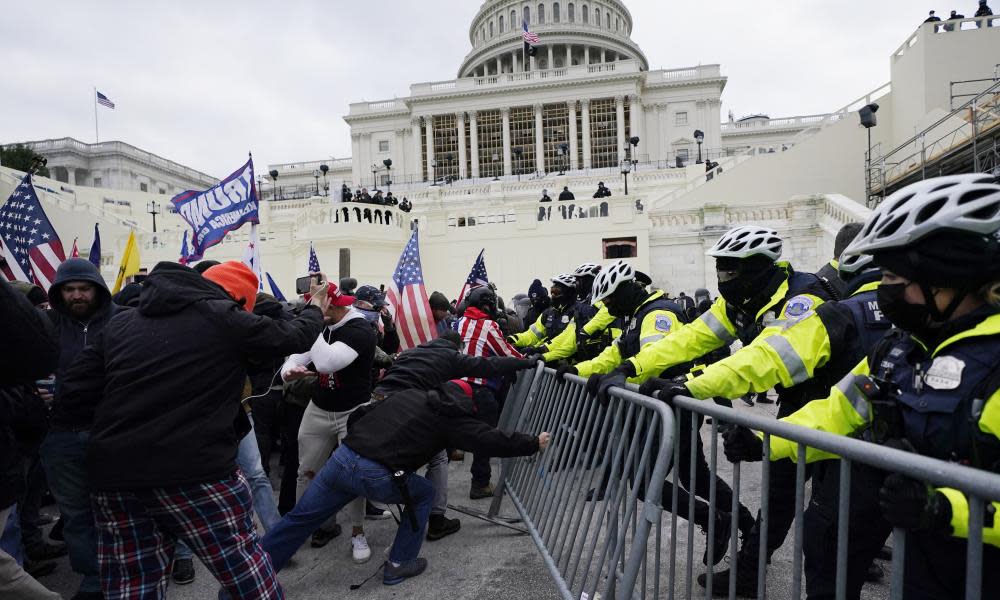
top-left (386, 229), bottom-right (436, 350)
top-left (457, 248), bottom-right (489, 305)
top-left (0, 172), bottom-right (66, 289)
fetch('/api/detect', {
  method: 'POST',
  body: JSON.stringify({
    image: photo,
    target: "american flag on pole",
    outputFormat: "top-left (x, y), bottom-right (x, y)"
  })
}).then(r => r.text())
top-left (96, 91), bottom-right (115, 109)
top-left (308, 243), bottom-right (321, 273)
top-left (386, 229), bottom-right (436, 350)
top-left (522, 20), bottom-right (540, 44)
top-left (0, 172), bottom-right (66, 290)
top-left (241, 223), bottom-right (264, 291)
top-left (457, 248), bottom-right (489, 305)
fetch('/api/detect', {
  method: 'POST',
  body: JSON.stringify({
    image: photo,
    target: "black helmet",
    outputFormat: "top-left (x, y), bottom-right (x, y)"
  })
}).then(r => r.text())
top-left (354, 285), bottom-right (385, 309)
top-left (466, 286), bottom-right (498, 314)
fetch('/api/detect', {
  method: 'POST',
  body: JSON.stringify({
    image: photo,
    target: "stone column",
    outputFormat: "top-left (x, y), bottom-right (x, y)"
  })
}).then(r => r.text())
top-left (534, 103), bottom-right (545, 174)
top-left (393, 128), bottom-right (405, 181)
top-left (513, 50), bottom-right (519, 72)
top-left (547, 46), bottom-right (554, 70)
top-left (351, 133), bottom-right (362, 185)
top-left (410, 118), bottom-right (422, 182)
top-left (501, 107), bottom-right (512, 175)
top-left (425, 117), bottom-right (435, 181)
top-left (496, 57), bottom-right (502, 75)
top-left (615, 96), bottom-right (626, 161)
top-left (470, 111), bottom-right (480, 178)
top-left (601, 48), bottom-right (606, 63)
top-left (581, 99), bottom-right (592, 169)
top-left (628, 94), bottom-right (640, 151)
top-left (568, 101), bottom-right (579, 170)
top-left (584, 46), bottom-right (590, 65)
top-left (565, 44), bottom-right (572, 67)
top-left (456, 112), bottom-right (468, 179)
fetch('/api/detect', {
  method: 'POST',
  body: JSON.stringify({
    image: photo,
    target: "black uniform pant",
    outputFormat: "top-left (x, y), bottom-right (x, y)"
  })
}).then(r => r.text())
top-left (470, 386), bottom-right (501, 487)
top-left (251, 389), bottom-right (282, 477)
top-left (278, 402), bottom-right (307, 515)
top-left (902, 529), bottom-right (1000, 599)
top-left (803, 461), bottom-right (891, 600)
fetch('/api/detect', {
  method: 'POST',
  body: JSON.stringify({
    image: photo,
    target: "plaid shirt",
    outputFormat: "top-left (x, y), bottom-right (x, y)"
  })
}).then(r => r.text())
top-left (457, 306), bottom-right (522, 389)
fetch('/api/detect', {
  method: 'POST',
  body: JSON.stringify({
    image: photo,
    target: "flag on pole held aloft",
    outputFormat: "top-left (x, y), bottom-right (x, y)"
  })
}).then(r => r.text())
top-left (308, 243), bottom-right (321, 273)
top-left (179, 230), bottom-right (190, 264)
top-left (96, 91), bottom-right (115, 109)
top-left (112, 231), bottom-right (140, 294)
top-left (522, 19), bottom-right (539, 57)
top-left (266, 272), bottom-right (286, 302)
top-left (0, 172), bottom-right (66, 290)
top-left (88, 223), bottom-right (101, 268)
top-left (171, 158), bottom-right (258, 263)
top-left (457, 248), bottom-right (489, 304)
top-left (386, 229), bottom-right (436, 350)
top-left (241, 223), bottom-right (264, 291)
top-left (71, 239), bottom-right (80, 258)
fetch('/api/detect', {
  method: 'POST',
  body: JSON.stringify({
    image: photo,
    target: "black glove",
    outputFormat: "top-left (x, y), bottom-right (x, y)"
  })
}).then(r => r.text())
top-left (586, 368), bottom-right (629, 407)
top-left (505, 335), bottom-right (518, 345)
top-left (555, 365), bottom-right (577, 384)
top-left (878, 473), bottom-right (952, 534)
top-left (637, 378), bottom-right (689, 407)
top-left (722, 426), bottom-right (764, 463)
top-left (492, 356), bottom-right (537, 374)
top-left (577, 330), bottom-right (592, 344)
top-left (521, 346), bottom-right (545, 355)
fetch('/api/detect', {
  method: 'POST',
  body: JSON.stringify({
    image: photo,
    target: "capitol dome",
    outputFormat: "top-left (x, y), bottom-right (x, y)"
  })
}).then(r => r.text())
top-left (459, 0), bottom-right (648, 78)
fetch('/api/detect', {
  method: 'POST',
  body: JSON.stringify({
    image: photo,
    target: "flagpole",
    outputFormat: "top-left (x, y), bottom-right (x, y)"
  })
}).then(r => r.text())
top-left (93, 86), bottom-right (99, 143)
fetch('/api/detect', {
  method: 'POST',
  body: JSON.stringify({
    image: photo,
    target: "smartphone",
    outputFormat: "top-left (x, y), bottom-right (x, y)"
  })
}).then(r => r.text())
top-left (296, 276), bottom-right (312, 295)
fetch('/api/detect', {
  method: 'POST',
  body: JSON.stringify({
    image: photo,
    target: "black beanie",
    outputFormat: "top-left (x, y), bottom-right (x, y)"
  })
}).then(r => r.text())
top-left (429, 291), bottom-right (450, 311)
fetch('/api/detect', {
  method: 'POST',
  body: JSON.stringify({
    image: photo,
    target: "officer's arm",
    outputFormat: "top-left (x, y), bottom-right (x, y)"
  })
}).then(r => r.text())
top-left (766, 359), bottom-right (873, 462)
top-left (627, 297), bottom-right (735, 379)
top-left (542, 319), bottom-right (577, 361)
top-left (630, 309), bottom-right (685, 383)
top-left (581, 303), bottom-right (615, 336)
top-left (936, 386), bottom-right (1000, 548)
top-left (510, 314), bottom-right (547, 347)
top-left (685, 307), bottom-right (833, 401)
top-left (575, 342), bottom-right (623, 377)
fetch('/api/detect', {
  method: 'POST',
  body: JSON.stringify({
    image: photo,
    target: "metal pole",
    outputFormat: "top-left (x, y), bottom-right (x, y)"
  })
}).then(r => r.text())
top-left (93, 87), bottom-right (99, 143)
top-left (971, 104), bottom-right (980, 172)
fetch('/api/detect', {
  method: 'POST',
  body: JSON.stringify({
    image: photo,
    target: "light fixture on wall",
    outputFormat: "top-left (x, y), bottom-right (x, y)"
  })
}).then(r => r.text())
top-left (693, 130), bottom-right (705, 164)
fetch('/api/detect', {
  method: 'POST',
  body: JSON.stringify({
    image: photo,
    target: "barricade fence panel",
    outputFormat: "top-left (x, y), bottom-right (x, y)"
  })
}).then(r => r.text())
top-left (491, 367), bottom-right (1000, 600)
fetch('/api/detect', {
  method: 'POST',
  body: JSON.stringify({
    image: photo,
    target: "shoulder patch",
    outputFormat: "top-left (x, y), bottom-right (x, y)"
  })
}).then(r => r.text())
top-left (655, 314), bottom-right (672, 333)
top-left (784, 295), bottom-right (815, 320)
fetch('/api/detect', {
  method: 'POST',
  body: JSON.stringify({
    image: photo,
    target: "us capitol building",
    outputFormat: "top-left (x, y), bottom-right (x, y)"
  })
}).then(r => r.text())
top-left (5, 1), bottom-right (998, 298)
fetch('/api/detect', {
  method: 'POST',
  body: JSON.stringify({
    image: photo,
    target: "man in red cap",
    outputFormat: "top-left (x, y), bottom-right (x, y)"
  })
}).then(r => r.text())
top-left (279, 276), bottom-right (378, 562)
top-left (58, 261), bottom-right (328, 599)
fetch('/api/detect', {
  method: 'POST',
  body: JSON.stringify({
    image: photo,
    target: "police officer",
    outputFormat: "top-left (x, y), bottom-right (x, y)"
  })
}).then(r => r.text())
top-left (725, 174), bottom-right (1000, 598)
top-left (543, 263), bottom-right (617, 363)
top-left (508, 274), bottom-right (577, 353)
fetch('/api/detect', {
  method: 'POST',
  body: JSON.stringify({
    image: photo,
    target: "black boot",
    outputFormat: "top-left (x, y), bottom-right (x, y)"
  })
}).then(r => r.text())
top-left (700, 511), bottom-right (733, 566)
top-left (697, 531), bottom-right (762, 597)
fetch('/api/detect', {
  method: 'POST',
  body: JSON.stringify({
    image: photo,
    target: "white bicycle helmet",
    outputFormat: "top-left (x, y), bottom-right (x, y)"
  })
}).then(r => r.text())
top-left (707, 225), bottom-right (783, 261)
top-left (844, 174), bottom-right (1000, 257)
top-left (837, 251), bottom-right (874, 276)
top-left (573, 262), bottom-right (602, 277)
top-left (551, 273), bottom-right (577, 288)
top-left (591, 260), bottom-right (635, 302)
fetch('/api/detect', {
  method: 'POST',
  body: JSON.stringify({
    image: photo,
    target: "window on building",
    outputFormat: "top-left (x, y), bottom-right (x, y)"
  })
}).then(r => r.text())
top-left (432, 114), bottom-right (459, 182)
top-left (603, 237), bottom-right (638, 259)
top-left (477, 109), bottom-right (503, 179)
top-left (594, 7), bottom-right (600, 24)
top-left (93, 177), bottom-right (102, 187)
top-left (553, 2), bottom-right (560, 22)
top-left (675, 111), bottom-right (688, 125)
top-left (499, 15), bottom-right (505, 32)
top-left (510, 106), bottom-right (536, 176)
top-left (159, 188), bottom-right (166, 195)
top-left (606, 11), bottom-right (611, 28)
top-left (140, 182), bottom-right (148, 192)
top-left (616, 16), bottom-right (620, 30)
top-left (524, 6), bottom-right (530, 24)
top-left (677, 148), bottom-right (690, 162)
top-left (542, 103), bottom-right (569, 173)
top-left (512, 9), bottom-right (517, 28)
top-left (538, 3), bottom-right (545, 23)
top-left (481, 26), bottom-right (485, 40)
top-left (379, 140), bottom-right (390, 152)
top-left (582, 4), bottom-right (588, 23)
top-left (589, 98), bottom-right (618, 168)
top-left (489, 21), bottom-right (494, 36)
top-left (569, 3), bottom-right (575, 21)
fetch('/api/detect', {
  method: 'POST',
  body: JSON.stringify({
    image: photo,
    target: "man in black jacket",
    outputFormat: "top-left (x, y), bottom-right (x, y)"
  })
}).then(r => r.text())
top-left (58, 261), bottom-right (327, 599)
top-left (260, 373), bottom-right (547, 586)
top-left (37, 257), bottom-right (119, 600)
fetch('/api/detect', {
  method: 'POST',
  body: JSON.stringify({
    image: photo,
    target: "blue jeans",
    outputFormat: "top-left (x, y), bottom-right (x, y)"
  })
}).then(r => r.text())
top-left (0, 504), bottom-right (23, 565)
top-left (261, 444), bottom-right (434, 571)
top-left (175, 421), bottom-right (281, 563)
top-left (40, 430), bottom-right (100, 593)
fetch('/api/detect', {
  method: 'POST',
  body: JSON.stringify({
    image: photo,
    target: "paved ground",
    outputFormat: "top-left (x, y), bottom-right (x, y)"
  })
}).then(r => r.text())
top-left (32, 398), bottom-right (894, 599)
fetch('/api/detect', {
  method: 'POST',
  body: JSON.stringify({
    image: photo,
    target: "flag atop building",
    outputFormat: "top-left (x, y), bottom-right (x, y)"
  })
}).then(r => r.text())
top-left (457, 248), bottom-right (489, 304)
top-left (308, 243), bottom-right (321, 273)
top-left (96, 91), bottom-right (115, 109)
top-left (522, 19), bottom-right (540, 57)
top-left (241, 223), bottom-right (264, 291)
top-left (112, 231), bottom-right (140, 294)
top-left (88, 223), bottom-right (101, 268)
top-left (386, 230), bottom-right (436, 350)
top-left (0, 172), bottom-right (66, 290)
top-left (266, 272), bottom-right (286, 302)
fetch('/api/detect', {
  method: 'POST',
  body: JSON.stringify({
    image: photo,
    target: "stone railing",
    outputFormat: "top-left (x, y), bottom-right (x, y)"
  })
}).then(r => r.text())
top-left (893, 14), bottom-right (1000, 63)
top-left (649, 64), bottom-right (722, 82)
top-left (24, 137), bottom-right (218, 185)
top-left (720, 113), bottom-right (831, 133)
top-left (269, 158), bottom-right (352, 175)
top-left (346, 98), bottom-right (409, 116)
top-left (408, 59), bottom-right (643, 98)
top-left (292, 203), bottom-right (413, 239)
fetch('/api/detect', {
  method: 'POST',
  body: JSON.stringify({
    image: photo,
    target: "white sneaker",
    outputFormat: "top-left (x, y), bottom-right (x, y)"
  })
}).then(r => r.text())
top-left (351, 534), bottom-right (371, 564)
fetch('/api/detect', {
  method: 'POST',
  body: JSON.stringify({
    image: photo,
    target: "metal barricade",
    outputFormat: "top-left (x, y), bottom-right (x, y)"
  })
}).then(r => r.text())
top-left (489, 366), bottom-right (677, 600)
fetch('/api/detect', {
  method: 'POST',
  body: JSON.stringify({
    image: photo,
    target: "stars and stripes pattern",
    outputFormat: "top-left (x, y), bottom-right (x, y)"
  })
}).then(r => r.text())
top-left (241, 224), bottom-right (264, 291)
top-left (266, 272), bottom-right (286, 302)
top-left (386, 230), bottom-right (436, 350)
top-left (457, 309), bottom-right (523, 389)
top-left (0, 172), bottom-right (66, 290)
top-left (97, 91), bottom-right (115, 109)
top-left (308, 243), bottom-right (321, 274)
top-left (457, 248), bottom-right (489, 305)
top-left (522, 20), bottom-right (540, 44)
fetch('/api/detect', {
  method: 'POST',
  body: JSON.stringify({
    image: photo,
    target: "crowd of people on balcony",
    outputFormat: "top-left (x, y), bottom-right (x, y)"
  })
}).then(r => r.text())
top-left (924, 2), bottom-right (992, 26)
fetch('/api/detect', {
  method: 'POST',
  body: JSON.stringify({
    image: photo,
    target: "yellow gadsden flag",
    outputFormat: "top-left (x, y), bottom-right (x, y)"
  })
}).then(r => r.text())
top-left (112, 231), bottom-right (140, 293)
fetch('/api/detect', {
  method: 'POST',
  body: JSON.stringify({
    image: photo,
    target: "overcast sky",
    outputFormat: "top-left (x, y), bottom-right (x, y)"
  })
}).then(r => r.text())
top-left (1, 1), bottom-right (932, 178)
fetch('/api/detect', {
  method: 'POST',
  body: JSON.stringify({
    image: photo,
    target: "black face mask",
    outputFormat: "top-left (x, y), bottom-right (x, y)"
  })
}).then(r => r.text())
top-left (717, 267), bottom-right (778, 309)
top-left (877, 282), bottom-right (934, 337)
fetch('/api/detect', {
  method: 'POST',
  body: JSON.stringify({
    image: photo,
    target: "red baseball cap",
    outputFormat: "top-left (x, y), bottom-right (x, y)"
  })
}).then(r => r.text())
top-left (327, 282), bottom-right (356, 307)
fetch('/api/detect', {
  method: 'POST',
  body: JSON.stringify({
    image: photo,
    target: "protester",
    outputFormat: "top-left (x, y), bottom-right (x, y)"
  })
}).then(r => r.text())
top-left (924, 9), bottom-right (942, 21)
top-left (976, 0), bottom-right (993, 16)
top-left (38, 258), bottom-right (120, 600)
top-left (57, 261), bottom-right (326, 599)
top-left (593, 182), bottom-right (611, 198)
top-left (429, 291), bottom-right (457, 336)
top-left (558, 186), bottom-right (575, 201)
top-left (400, 197), bottom-right (412, 212)
top-left (524, 279), bottom-right (550, 327)
top-left (280, 280), bottom-right (376, 561)
top-left (540, 189), bottom-right (552, 202)
top-left (815, 222), bottom-right (864, 300)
